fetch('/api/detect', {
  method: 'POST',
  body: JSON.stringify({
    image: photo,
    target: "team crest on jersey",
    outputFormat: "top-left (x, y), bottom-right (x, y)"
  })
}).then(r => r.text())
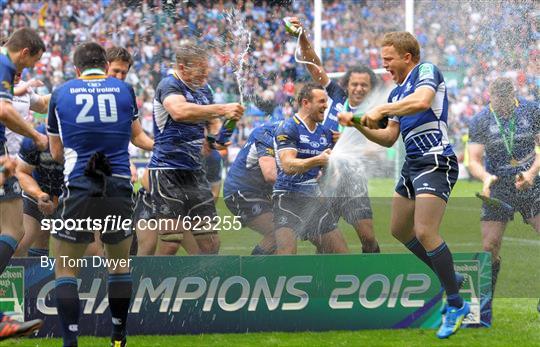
top-left (319, 137), bottom-right (328, 146)
top-left (251, 203), bottom-right (262, 215)
top-left (405, 82), bottom-right (412, 92)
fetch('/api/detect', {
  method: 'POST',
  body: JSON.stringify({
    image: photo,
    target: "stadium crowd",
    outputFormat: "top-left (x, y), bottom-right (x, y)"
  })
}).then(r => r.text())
top-left (1, 0), bottom-right (538, 157)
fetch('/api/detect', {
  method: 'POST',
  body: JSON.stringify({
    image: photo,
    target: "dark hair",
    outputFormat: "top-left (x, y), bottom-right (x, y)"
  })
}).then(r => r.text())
top-left (297, 82), bottom-right (324, 105)
top-left (5, 28), bottom-right (46, 56)
top-left (382, 31), bottom-right (420, 63)
top-left (340, 65), bottom-right (378, 90)
top-left (74, 42), bottom-right (107, 72)
top-left (175, 41), bottom-right (208, 65)
top-left (489, 77), bottom-right (515, 98)
top-left (106, 46), bottom-right (133, 67)
top-left (0, 37), bottom-right (6, 46)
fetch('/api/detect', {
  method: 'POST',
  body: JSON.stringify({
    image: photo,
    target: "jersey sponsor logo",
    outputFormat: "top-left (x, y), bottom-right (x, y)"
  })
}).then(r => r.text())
top-left (1, 80), bottom-right (11, 91)
top-left (335, 103), bottom-right (344, 113)
top-left (276, 134), bottom-right (288, 142)
top-left (309, 141), bottom-right (320, 148)
top-left (405, 82), bottom-right (412, 92)
top-left (251, 203), bottom-right (262, 216)
top-left (299, 135), bottom-right (310, 143)
top-left (418, 64), bottom-right (434, 81)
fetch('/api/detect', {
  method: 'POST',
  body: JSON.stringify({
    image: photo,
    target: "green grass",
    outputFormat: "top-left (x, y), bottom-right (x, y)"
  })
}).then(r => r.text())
top-left (3, 178), bottom-right (539, 346)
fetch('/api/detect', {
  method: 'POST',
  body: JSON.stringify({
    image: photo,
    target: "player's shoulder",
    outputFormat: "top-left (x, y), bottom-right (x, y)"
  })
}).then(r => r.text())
top-left (469, 106), bottom-right (490, 126)
top-left (414, 62), bottom-right (443, 81)
top-left (517, 98), bottom-right (539, 112)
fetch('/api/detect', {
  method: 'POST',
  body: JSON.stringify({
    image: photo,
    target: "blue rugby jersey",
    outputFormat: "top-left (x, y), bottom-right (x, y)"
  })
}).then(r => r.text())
top-left (223, 122), bottom-right (277, 197)
top-left (149, 73), bottom-right (214, 170)
top-left (469, 98), bottom-right (539, 178)
top-left (18, 124), bottom-right (64, 196)
top-left (0, 48), bottom-right (17, 145)
top-left (274, 115), bottom-right (334, 195)
top-left (47, 70), bottom-right (137, 182)
top-left (388, 63), bottom-right (454, 157)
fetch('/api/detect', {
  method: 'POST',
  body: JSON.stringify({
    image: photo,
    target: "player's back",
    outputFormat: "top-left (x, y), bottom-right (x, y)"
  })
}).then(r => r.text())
top-left (48, 74), bottom-right (137, 182)
top-left (224, 122), bottom-right (276, 197)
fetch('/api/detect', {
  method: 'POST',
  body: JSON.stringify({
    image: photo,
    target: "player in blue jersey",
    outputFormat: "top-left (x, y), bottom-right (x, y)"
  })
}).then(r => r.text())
top-left (105, 46), bottom-right (156, 256)
top-left (274, 82), bottom-right (348, 254)
top-left (286, 17), bottom-right (380, 253)
top-left (224, 121), bottom-right (278, 255)
top-left (148, 41), bottom-right (244, 256)
top-left (0, 28), bottom-right (48, 341)
top-left (339, 32), bottom-right (468, 338)
top-left (15, 123), bottom-right (63, 257)
top-left (47, 42), bottom-right (138, 347)
top-left (468, 77), bottom-right (539, 305)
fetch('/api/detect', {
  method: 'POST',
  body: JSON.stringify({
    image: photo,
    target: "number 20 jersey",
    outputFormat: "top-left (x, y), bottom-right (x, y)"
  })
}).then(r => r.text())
top-left (47, 73), bottom-right (138, 183)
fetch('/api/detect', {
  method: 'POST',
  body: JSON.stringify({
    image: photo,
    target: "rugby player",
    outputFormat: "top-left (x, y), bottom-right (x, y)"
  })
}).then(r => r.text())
top-left (286, 17), bottom-right (380, 253)
top-left (339, 31), bottom-right (469, 338)
top-left (274, 82), bottom-right (348, 254)
top-left (48, 42), bottom-right (137, 347)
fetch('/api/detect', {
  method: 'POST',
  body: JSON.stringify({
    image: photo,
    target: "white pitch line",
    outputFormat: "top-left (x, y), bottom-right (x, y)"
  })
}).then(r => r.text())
top-left (503, 237), bottom-right (540, 246)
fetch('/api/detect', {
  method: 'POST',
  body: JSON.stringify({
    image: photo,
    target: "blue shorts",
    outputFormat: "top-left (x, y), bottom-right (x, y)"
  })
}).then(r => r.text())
top-left (22, 193), bottom-right (47, 222)
top-left (396, 154), bottom-right (459, 202)
top-left (132, 188), bottom-right (154, 224)
top-left (0, 176), bottom-right (22, 201)
top-left (481, 176), bottom-right (540, 223)
top-left (224, 190), bottom-right (272, 225)
top-left (273, 191), bottom-right (339, 240)
top-left (53, 176), bottom-right (134, 244)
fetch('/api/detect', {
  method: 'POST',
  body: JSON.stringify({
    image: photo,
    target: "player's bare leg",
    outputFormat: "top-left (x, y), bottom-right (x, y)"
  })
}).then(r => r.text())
top-left (310, 229), bottom-right (349, 254)
top-left (16, 214), bottom-right (49, 256)
top-left (246, 212), bottom-right (276, 254)
top-left (275, 227), bottom-right (297, 254)
top-left (353, 219), bottom-right (379, 253)
top-left (481, 221), bottom-right (506, 292)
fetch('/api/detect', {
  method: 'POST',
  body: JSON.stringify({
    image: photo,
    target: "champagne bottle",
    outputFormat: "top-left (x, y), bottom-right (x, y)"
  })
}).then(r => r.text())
top-left (216, 120), bottom-right (237, 145)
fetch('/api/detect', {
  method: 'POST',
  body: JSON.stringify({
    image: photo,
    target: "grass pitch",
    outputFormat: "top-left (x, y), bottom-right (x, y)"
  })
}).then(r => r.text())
top-left (3, 178), bottom-right (539, 346)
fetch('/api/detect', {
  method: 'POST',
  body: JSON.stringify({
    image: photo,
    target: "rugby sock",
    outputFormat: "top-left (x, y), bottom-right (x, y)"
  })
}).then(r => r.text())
top-left (492, 258), bottom-right (501, 294)
top-left (55, 277), bottom-right (80, 347)
top-left (108, 273), bottom-right (132, 341)
top-left (251, 244), bottom-right (275, 255)
top-left (0, 235), bottom-right (18, 273)
top-left (427, 242), bottom-right (463, 308)
top-left (28, 248), bottom-right (49, 257)
top-left (404, 237), bottom-right (434, 270)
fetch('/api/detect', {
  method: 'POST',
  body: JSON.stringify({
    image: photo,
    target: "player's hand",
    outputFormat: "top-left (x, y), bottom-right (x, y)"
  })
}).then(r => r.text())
top-left (482, 174), bottom-right (498, 197)
top-left (338, 112), bottom-right (354, 127)
top-left (37, 193), bottom-right (56, 216)
top-left (317, 148), bottom-right (332, 167)
top-left (515, 171), bottom-right (534, 191)
top-left (285, 17), bottom-right (303, 36)
top-left (14, 79), bottom-right (44, 96)
top-left (361, 106), bottom-right (385, 130)
top-left (0, 156), bottom-right (16, 185)
top-left (34, 133), bottom-right (49, 151)
top-left (331, 130), bottom-right (340, 144)
top-left (223, 103), bottom-right (245, 121)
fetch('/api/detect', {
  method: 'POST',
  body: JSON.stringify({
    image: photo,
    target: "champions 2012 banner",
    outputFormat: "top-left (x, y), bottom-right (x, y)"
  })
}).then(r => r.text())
top-left (0, 253), bottom-right (491, 336)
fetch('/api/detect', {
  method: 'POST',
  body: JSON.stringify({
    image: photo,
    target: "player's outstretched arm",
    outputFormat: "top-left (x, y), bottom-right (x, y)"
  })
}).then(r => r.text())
top-left (0, 100), bottom-right (48, 150)
top-left (163, 94), bottom-right (244, 123)
top-left (131, 119), bottom-right (154, 151)
top-left (286, 17), bottom-right (329, 86)
top-left (338, 112), bottom-right (400, 147)
top-left (516, 134), bottom-right (540, 190)
top-left (48, 135), bottom-right (64, 163)
top-left (15, 160), bottom-right (43, 201)
top-left (259, 156), bottom-right (277, 184)
top-left (278, 148), bottom-right (330, 175)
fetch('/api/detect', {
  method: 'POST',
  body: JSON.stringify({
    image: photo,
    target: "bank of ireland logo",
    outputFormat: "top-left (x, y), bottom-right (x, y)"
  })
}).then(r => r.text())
top-left (0, 266), bottom-right (24, 321)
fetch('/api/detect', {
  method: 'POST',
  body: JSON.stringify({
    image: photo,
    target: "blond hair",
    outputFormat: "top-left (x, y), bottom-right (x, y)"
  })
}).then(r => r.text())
top-left (381, 31), bottom-right (420, 63)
